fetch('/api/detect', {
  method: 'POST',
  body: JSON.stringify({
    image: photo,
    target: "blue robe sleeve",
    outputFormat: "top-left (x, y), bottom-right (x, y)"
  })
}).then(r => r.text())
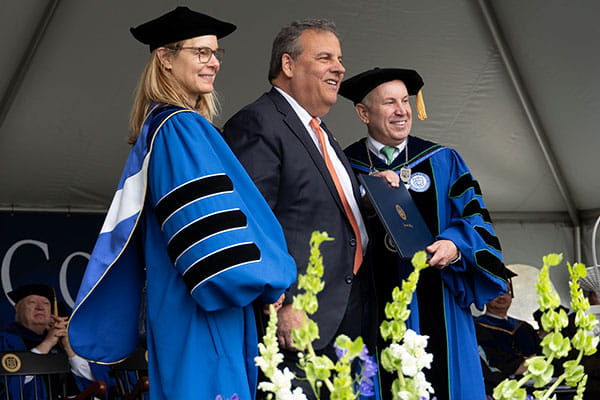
top-left (434, 149), bottom-right (507, 309)
top-left (0, 331), bottom-right (25, 350)
top-left (147, 111), bottom-right (296, 312)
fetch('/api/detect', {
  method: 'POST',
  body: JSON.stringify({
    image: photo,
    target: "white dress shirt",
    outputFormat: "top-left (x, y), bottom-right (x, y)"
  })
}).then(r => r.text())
top-left (367, 136), bottom-right (407, 165)
top-left (274, 87), bottom-right (368, 252)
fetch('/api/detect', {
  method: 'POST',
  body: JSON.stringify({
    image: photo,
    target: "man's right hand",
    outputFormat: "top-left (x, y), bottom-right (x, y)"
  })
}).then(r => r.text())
top-left (373, 170), bottom-right (400, 187)
top-left (35, 316), bottom-right (68, 354)
top-left (276, 303), bottom-right (306, 351)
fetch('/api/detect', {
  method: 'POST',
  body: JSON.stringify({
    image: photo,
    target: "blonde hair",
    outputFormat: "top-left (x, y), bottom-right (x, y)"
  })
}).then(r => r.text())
top-left (128, 47), bottom-right (219, 144)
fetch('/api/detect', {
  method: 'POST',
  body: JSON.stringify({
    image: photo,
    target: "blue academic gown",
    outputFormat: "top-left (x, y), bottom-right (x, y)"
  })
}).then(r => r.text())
top-left (68, 105), bottom-right (296, 399)
top-left (345, 136), bottom-right (508, 400)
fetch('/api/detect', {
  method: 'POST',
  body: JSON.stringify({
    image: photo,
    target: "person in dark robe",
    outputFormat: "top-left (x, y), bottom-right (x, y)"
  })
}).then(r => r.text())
top-left (475, 275), bottom-right (540, 394)
top-left (339, 67), bottom-right (508, 400)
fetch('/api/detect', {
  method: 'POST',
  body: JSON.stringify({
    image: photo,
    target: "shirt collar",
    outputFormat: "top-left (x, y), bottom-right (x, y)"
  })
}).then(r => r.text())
top-left (366, 136), bottom-right (407, 161)
top-left (274, 86), bottom-right (320, 127)
top-left (485, 312), bottom-right (509, 321)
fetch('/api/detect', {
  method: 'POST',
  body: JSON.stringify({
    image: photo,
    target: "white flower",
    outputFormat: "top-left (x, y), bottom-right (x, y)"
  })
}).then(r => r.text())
top-left (397, 390), bottom-right (411, 400)
top-left (255, 342), bottom-right (285, 378)
top-left (258, 381), bottom-right (276, 392)
top-left (272, 367), bottom-right (295, 389)
top-left (258, 366), bottom-right (298, 398)
top-left (415, 349), bottom-right (433, 371)
top-left (403, 330), bottom-right (429, 354)
top-left (255, 355), bottom-right (268, 370)
top-left (414, 371), bottom-right (435, 398)
top-left (282, 387), bottom-right (308, 400)
top-left (265, 384), bottom-right (308, 400)
top-left (401, 352), bottom-right (418, 377)
top-left (389, 343), bottom-right (402, 358)
top-left (387, 332), bottom-right (434, 378)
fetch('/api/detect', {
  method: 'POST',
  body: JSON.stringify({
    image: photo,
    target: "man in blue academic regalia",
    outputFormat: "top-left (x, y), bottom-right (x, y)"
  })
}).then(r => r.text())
top-left (0, 284), bottom-right (105, 399)
top-left (340, 68), bottom-right (509, 400)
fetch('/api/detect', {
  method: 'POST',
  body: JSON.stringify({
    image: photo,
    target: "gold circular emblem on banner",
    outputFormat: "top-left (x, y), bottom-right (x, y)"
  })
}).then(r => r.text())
top-left (145, 350), bottom-right (149, 363)
top-left (384, 233), bottom-right (398, 253)
top-left (395, 204), bottom-right (407, 220)
top-left (1, 353), bottom-right (22, 373)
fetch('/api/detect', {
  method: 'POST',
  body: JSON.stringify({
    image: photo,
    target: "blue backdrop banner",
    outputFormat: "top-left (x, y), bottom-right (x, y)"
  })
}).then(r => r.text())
top-left (0, 211), bottom-right (104, 327)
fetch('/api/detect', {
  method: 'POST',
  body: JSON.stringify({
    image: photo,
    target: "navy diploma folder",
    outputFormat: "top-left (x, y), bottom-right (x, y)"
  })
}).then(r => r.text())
top-left (358, 174), bottom-right (435, 258)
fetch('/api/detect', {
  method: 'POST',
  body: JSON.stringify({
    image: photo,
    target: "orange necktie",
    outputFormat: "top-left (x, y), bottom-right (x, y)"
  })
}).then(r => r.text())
top-left (309, 118), bottom-right (363, 274)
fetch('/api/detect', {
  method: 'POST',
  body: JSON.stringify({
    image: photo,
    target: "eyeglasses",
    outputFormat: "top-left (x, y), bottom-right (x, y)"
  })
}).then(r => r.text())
top-left (170, 46), bottom-right (225, 63)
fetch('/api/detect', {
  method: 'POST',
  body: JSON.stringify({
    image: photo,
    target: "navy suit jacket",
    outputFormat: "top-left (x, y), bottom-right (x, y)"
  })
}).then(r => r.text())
top-left (223, 88), bottom-right (368, 349)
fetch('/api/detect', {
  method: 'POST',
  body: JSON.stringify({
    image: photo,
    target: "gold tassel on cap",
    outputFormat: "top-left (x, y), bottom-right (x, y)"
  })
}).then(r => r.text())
top-left (416, 89), bottom-right (428, 120)
top-left (52, 288), bottom-right (58, 316)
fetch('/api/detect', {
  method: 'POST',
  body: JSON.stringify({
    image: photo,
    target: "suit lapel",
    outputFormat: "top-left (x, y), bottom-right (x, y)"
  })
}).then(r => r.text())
top-left (266, 88), bottom-right (349, 214)
top-left (320, 121), bottom-right (363, 203)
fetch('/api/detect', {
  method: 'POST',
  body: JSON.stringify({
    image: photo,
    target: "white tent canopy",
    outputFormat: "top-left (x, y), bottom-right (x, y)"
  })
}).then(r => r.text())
top-left (1, 0), bottom-right (599, 297)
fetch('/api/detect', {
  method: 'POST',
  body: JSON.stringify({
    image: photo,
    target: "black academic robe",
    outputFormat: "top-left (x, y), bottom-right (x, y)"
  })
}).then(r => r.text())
top-left (345, 136), bottom-right (508, 400)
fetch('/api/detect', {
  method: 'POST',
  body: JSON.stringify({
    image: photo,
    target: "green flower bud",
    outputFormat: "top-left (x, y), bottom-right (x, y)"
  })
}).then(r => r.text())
top-left (562, 360), bottom-right (585, 386)
top-left (543, 253), bottom-right (563, 267)
top-left (493, 379), bottom-right (527, 400)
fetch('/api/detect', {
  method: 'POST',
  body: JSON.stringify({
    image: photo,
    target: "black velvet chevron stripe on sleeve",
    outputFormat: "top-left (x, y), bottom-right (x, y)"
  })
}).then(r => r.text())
top-left (449, 173), bottom-right (483, 198)
top-left (155, 174), bottom-right (234, 226)
top-left (182, 243), bottom-right (261, 291)
top-left (167, 209), bottom-right (248, 263)
top-left (475, 249), bottom-right (506, 278)
top-left (462, 199), bottom-right (493, 224)
top-left (474, 226), bottom-right (502, 251)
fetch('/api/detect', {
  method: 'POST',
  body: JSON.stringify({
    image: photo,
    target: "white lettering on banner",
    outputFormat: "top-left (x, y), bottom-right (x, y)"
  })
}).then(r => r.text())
top-left (1, 240), bottom-right (49, 304)
top-left (59, 252), bottom-right (90, 308)
top-left (1, 240), bottom-right (90, 308)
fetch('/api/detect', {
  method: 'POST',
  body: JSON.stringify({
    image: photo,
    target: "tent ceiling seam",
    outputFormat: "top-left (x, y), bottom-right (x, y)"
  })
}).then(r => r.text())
top-left (492, 210), bottom-right (599, 224)
top-left (476, 0), bottom-right (581, 229)
top-left (0, 0), bottom-right (61, 131)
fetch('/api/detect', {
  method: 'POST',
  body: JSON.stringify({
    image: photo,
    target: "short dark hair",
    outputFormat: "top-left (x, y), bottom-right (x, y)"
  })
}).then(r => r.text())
top-left (268, 19), bottom-right (339, 82)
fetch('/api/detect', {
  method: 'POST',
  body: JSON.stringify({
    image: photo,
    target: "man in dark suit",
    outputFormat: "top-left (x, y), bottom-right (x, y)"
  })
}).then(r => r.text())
top-left (222, 19), bottom-right (370, 397)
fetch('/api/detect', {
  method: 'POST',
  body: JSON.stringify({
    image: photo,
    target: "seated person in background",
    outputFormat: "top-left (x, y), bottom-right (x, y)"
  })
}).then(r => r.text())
top-left (0, 284), bottom-right (106, 398)
top-left (478, 344), bottom-right (508, 399)
top-left (475, 272), bottom-right (540, 390)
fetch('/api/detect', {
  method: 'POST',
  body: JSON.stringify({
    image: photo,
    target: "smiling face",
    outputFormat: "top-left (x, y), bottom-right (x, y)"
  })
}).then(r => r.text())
top-left (15, 294), bottom-right (52, 334)
top-left (283, 29), bottom-right (345, 117)
top-left (159, 35), bottom-right (220, 105)
top-left (355, 80), bottom-right (413, 146)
